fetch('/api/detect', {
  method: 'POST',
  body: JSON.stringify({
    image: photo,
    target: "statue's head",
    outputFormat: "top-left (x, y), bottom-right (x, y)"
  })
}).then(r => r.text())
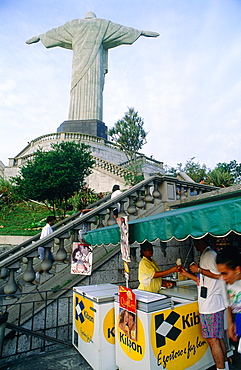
top-left (85, 11), bottom-right (97, 19)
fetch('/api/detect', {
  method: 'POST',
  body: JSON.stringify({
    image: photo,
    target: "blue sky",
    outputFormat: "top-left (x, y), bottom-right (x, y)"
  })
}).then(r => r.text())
top-left (1, 0), bottom-right (241, 171)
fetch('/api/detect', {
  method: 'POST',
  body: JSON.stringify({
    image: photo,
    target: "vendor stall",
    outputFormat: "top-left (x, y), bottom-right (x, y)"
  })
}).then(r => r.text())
top-left (79, 195), bottom-right (241, 369)
top-left (85, 196), bottom-right (241, 246)
top-left (115, 289), bottom-right (214, 370)
top-left (72, 282), bottom-right (232, 370)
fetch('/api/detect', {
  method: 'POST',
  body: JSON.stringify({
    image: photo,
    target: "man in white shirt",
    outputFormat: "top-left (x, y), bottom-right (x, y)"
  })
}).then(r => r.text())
top-left (111, 184), bottom-right (122, 218)
top-left (180, 237), bottom-right (229, 370)
top-left (38, 216), bottom-right (56, 260)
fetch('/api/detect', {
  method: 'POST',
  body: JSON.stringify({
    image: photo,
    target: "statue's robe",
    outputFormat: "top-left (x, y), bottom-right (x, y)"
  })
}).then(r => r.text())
top-left (40, 18), bottom-right (141, 121)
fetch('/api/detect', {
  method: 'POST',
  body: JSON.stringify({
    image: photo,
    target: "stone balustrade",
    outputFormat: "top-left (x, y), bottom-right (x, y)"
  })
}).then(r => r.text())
top-left (8, 132), bottom-right (122, 167)
top-left (0, 175), bottom-right (217, 300)
top-left (120, 154), bottom-right (164, 170)
top-left (9, 152), bottom-right (132, 180)
top-left (93, 156), bottom-right (131, 177)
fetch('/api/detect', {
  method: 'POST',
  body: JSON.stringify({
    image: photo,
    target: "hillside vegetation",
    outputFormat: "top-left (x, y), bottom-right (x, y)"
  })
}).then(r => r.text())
top-left (0, 176), bottom-right (99, 237)
top-left (0, 201), bottom-right (50, 236)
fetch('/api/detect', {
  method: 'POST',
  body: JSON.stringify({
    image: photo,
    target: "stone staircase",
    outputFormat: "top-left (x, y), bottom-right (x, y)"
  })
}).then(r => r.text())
top-left (0, 175), bottom-right (218, 297)
top-left (0, 175), bottom-right (218, 352)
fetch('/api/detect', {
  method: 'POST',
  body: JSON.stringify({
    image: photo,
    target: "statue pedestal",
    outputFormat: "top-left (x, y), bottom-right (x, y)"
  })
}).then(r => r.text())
top-left (57, 119), bottom-right (107, 139)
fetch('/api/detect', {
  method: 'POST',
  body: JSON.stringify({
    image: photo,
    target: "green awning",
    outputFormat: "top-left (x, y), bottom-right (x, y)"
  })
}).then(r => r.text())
top-left (84, 196), bottom-right (241, 246)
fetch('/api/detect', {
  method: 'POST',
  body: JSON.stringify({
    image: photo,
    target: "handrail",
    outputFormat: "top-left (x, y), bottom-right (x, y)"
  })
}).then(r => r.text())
top-left (10, 132), bottom-right (122, 163)
top-left (0, 175), bottom-right (217, 270)
top-left (6, 323), bottom-right (72, 347)
top-left (0, 175), bottom-right (156, 268)
top-left (92, 156), bottom-right (132, 176)
top-left (10, 152), bottom-right (132, 179)
top-left (0, 193), bottom-right (111, 263)
top-left (119, 154), bottom-right (164, 168)
top-left (1, 288), bottom-right (73, 359)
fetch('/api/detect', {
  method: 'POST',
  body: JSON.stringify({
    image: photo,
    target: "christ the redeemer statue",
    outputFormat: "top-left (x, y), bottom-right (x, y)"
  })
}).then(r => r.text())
top-left (26, 11), bottom-right (159, 124)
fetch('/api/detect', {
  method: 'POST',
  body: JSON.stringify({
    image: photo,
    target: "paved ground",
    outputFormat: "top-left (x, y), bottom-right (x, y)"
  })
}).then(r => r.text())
top-left (230, 349), bottom-right (241, 370)
top-left (207, 348), bottom-right (241, 370)
top-left (227, 349), bottom-right (241, 370)
top-left (1, 346), bottom-right (241, 370)
top-left (0, 347), bottom-right (92, 370)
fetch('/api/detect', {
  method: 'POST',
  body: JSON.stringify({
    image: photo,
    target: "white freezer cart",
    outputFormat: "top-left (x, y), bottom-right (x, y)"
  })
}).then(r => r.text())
top-left (115, 289), bottom-right (216, 370)
top-left (73, 284), bottom-right (118, 370)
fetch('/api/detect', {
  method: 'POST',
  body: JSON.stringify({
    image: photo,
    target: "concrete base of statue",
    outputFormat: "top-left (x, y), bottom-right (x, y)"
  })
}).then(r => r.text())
top-left (57, 119), bottom-right (107, 139)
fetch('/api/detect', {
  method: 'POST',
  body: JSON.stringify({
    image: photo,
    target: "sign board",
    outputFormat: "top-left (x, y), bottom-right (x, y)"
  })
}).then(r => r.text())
top-left (71, 242), bottom-right (93, 275)
top-left (118, 286), bottom-right (137, 341)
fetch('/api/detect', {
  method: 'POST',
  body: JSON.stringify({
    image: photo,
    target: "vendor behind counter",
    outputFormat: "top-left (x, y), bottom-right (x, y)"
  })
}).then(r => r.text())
top-left (138, 241), bottom-right (181, 293)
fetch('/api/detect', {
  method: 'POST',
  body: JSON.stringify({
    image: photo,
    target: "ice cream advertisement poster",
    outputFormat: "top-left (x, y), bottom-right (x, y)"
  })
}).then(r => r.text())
top-left (117, 216), bottom-right (130, 262)
top-left (71, 242), bottom-right (92, 275)
top-left (118, 286), bottom-right (137, 341)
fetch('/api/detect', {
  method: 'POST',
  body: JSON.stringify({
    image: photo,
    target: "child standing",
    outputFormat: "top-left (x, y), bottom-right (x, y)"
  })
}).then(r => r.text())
top-left (217, 247), bottom-right (241, 353)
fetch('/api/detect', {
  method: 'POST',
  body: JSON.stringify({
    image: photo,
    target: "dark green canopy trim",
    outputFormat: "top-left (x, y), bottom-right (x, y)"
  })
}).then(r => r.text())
top-left (85, 223), bottom-right (120, 247)
top-left (84, 197), bottom-right (241, 246)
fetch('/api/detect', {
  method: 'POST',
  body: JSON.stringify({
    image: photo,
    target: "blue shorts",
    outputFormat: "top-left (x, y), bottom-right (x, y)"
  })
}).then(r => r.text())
top-left (235, 313), bottom-right (241, 337)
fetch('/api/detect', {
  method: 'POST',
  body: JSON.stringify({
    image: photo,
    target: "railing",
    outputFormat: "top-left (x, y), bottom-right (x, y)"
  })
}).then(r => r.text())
top-left (9, 152), bottom-right (131, 179)
top-left (0, 194), bottom-right (111, 263)
top-left (93, 156), bottom-right (131, 177)
top-left (0, 289), bottom-right (72, 360)
top-left (119, 154), bottom-right (164, 170)
top-left (0, 175), bottom-right (218, 299)
top-left (9, 132), bottom-right (123, 167)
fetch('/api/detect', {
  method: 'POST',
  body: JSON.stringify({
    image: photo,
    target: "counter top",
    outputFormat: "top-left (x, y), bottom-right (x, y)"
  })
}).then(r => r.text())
top-left (162, 277), bottom-right (197, 286)
top-left (160, 284), bottom-right (198, 301)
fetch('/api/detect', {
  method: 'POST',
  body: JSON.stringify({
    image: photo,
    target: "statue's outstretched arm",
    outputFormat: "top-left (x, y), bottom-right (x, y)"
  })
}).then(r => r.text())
top-left (141, 31), bottom-right (160, 38)
top-left (25, 36), bottom-right (40, 44)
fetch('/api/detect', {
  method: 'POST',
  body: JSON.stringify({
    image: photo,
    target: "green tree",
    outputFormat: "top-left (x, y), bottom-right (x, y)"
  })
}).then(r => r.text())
top-left (12, 141), bottom-right (95, 217)
top-left (0, 178), bottom-right (20, 214)
top-left (108, 107), bottom-right (147, 185)
top-left (68, 187), bottom-right (100, 212)
top-left (182, 158), bottom-right (208, 183)
top-left (216, 160), bottom-right (241, 184)
top-left (206, 167), bottom-right (234, 188)
top-left (168, 157), bottom-right (209, 183)
top-left (168, 157), bottom-right (240, 188)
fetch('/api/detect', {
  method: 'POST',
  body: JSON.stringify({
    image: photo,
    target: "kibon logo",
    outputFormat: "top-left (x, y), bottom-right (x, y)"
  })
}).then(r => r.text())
top-left (103, 308), bottom-right (115, 345)
top-left (151, 302), bottom-right (208, 370)
top-left (118, 316), bottom-right (145, 361)
top-left (155, 311), bottom-right (181, 347)
top-left (75, 298), bottom-right (85, 323)
top-left (74, 293), bottom-right (95, 343)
